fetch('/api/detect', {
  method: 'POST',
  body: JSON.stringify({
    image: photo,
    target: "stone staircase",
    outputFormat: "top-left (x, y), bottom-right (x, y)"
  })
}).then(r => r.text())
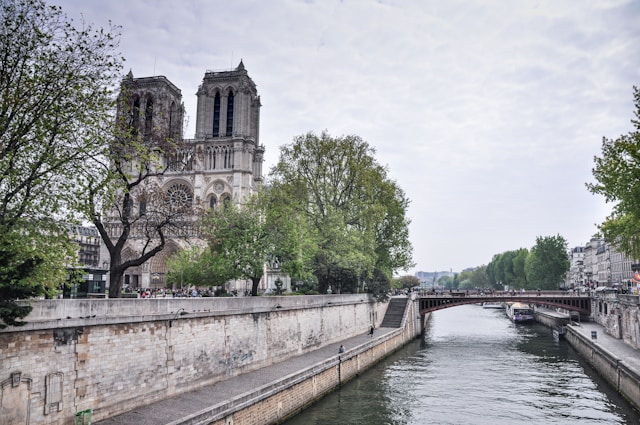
top-left (380, 297), bottom-right (408, 328)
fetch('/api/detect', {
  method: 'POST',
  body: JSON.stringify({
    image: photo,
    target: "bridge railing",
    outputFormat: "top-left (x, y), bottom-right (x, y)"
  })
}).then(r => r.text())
top-left (416, 291), bottom-right (592, 315)
top-left (415, 290), bottom-right (592, 298)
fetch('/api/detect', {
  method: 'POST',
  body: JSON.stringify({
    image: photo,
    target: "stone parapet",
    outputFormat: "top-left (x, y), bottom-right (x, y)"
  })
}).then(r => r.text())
top-left (2, 294), bottom-right (372, 332)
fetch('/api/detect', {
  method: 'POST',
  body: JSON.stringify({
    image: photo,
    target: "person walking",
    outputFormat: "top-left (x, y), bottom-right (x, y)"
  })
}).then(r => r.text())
top-left (369, 324), bottom-right (374, 337)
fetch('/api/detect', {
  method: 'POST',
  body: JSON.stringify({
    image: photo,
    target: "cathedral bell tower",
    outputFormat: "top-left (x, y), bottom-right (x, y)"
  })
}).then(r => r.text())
top-left (193, 60), bottom-right (265, 204)
top-left (118, 70), bottom-right (184, 146)
top-left (194, 60), bottom-right (260, 142)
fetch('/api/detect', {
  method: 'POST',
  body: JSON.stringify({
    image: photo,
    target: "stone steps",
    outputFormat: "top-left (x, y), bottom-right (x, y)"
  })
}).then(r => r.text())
top-left (380, 298), bottom-right (407, 328)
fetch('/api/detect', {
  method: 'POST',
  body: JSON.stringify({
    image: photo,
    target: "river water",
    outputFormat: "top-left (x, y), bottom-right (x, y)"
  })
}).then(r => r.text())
top-left (283, 304), bottom-right (640, 424)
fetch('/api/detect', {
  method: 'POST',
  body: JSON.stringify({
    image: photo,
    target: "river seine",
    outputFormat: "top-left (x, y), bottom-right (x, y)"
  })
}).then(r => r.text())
top-left (283, 303), bottom-right (640, 424)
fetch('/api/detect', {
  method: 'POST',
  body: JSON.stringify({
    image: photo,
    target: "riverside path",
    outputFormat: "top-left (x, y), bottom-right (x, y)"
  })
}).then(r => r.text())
top-left (96, 327), bottom-right (398, 425)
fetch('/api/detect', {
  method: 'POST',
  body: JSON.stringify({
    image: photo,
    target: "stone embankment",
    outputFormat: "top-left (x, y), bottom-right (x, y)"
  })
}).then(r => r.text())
top-left (536, 305), bottom-right (640, 411)
top-left (565, 322), bottom-right (640, 411)
top-left (1, 295), bottom-right (423, 425)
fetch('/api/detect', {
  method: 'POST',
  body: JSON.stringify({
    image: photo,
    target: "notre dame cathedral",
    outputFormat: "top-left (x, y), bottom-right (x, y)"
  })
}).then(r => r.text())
top-left (109, 61), bottom-right (279, 292)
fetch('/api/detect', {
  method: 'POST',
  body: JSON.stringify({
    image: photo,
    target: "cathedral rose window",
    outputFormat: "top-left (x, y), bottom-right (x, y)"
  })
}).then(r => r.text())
top-left (166, 183), bottom-right (193, 209)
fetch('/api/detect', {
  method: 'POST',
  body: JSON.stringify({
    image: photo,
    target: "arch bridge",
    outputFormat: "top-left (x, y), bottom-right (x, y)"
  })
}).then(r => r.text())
top-left (418, 292), bottom-right (591, 316)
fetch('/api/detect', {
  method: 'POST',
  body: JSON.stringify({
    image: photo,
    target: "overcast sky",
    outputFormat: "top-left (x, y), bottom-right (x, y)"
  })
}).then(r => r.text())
top-left (58, 0), bottom-right (639, 274)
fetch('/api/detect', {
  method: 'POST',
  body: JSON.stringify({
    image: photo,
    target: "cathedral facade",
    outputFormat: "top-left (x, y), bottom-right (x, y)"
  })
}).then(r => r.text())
top-left (110, 61), bottom-right (266, 290)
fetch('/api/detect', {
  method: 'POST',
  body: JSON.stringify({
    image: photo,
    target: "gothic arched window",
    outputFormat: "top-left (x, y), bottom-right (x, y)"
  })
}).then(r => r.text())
top-left (213, 92), bottom-right (221, 137)
top-left (221, 195), bottom-right (231, 210)
top-left (144, 98), bottom-right (153, 140)
top-left (223, 145), bottom-right (232, 169)
top-left (206, 146), bottom-right (216, 169)
top-left (226, 92), bottom-right (234, 136)
top-left (124, 197), bottom-right (134, 217)
top-left (169, 101), bottom-right (179, 139)
top-left (130, 96), bottom-right (141, 137)
top-left (209, 197), bottom-right (217, 210)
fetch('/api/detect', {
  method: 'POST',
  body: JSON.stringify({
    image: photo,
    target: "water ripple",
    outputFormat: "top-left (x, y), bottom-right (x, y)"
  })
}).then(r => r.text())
top-left (284, 304), bottom-right (640, 425)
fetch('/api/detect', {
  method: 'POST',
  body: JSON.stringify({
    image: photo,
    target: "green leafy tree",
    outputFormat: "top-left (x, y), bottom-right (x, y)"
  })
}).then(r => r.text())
top-left (497, 251), bottom-right (516, 287)
top-left (452, 272), bottom-right (460, 290)
top-left (260, 184), bottom-right (317, 284)
top-left (487, 253), bottom-right (507, 288)
top-left (0, 0), bottom-right (122, 325)
top-left (457, 268), bottom-right (482, 289)
top-left (512, 248), bottom-right (529, 289)
top-left (324, 265), bottom-right (360, 294)
top-left (200, 187), bottom-right (316, 296)
top-left (202, 196), bottom-right (273, 296)
top-left (438, 275), bottom-right (453, 290)
top-left (396, 275), bottom-right (419, 289)
top-left (270, 131), bottom-right (413, 294)
top-left (367, 268), bottom-right (393, 301)
top-left (487, 249), bottom-right (528, 289)
top-left (587, 86), bottom-right (640, 258)
top-left (166, 246), bottom-right (220, 290)
top-left (485, 260), bottom-right (498, 287)
top-left (0, 229), bottom-right (77, 328)
top-left (524, 235), bottom-right (570, 290)
top-left (468, 265), bottom-right (490, 289)
top-left (457, 278), bottom-right (473, 290)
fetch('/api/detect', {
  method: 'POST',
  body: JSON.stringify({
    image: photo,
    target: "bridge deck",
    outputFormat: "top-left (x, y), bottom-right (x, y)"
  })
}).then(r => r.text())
top-left (418, 292), bottom-right (591, 315)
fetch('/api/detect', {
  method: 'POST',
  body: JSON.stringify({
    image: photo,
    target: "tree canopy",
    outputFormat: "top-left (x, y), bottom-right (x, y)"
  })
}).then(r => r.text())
top-left (524, 235), bottom-right (569, 290)
top-left (166, 246), bottom-right (218, 291)
top-left (486, 248), bottom-right (529, 290)
top-left (486, 237), bottom-right (568, 291)
top-left (394, 275), bottom-right (419, 290)
top-left (0, 0), bottom-right (122, 325)
top-left (457, 266), bottom-right (490, 290)
top-left (269, 131), bottom-right (414, 296)
top-left (202, 197), bottom-right (274, 296)
top-left (587, 86), bottom-right (640, 259)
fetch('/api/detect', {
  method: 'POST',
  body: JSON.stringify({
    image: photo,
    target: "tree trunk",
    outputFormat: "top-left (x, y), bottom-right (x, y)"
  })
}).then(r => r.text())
top-left (251, 277), bottom-right (260, 296)
top-left (318, 275), bottom-right (330, 294)
top-left (109, 266), bottom-right (124, 298)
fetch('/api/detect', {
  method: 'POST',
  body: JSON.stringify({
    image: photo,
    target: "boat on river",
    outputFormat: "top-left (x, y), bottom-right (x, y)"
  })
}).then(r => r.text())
top-left (506, 302), bottom-right (535, 323)
top-left (482, 302), bottom-right (504, 309)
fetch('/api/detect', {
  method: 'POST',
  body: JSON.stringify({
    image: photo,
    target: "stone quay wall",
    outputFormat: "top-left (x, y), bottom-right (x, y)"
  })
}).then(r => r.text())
top-left (198, 298), bottom-right (425, 425)
top-left (534, 310), bottom-right (569, 329)
top-left (565, 324), bottom-right (640, 411)
top-left (592, 294), bottom-right (640, 348)
top-left (0, 295), bottom-right (389, 425)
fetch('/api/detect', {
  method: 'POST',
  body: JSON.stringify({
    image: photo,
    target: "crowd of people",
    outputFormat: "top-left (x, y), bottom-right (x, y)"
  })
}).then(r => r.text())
top-left (122, 287), bottom-right (247, 298)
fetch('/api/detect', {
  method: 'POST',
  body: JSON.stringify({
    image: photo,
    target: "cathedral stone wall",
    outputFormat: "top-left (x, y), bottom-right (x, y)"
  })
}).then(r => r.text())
top-left (110, 62), bottom-right (265, 291)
